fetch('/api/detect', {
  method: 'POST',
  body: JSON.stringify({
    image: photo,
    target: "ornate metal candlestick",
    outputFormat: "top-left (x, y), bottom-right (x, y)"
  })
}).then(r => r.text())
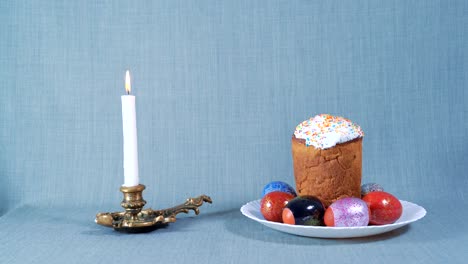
top-left (96, 184), bottom-right (212, 233)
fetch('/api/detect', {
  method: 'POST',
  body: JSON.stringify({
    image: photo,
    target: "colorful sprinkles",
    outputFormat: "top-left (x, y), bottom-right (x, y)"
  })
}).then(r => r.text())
top-left (294, 114), bottom-right (364, 149)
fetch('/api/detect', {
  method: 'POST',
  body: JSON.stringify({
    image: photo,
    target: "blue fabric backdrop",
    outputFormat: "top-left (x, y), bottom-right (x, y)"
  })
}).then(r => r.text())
top-left (0, 0), bottom-right (467, 263)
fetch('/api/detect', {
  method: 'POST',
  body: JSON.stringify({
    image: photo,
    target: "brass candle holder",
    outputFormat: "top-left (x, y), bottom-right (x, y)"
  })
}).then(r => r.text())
top-left (95, 184), bottom-right (212, 233)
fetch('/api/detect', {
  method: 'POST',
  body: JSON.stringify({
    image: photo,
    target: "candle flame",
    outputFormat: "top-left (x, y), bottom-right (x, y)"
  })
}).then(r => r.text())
top-left (125, 70), bottom-right (131, 94)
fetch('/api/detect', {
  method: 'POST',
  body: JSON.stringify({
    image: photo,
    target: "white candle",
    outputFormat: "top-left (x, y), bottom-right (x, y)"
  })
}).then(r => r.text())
top-left (121, 70), bottom-right (139, 187)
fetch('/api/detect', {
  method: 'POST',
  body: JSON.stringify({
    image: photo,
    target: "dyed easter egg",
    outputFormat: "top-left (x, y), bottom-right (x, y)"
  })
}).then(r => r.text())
top-left (362, 191), bottom-right (402, 225)
top-left (282, 196), bottom-right (325, 226)
top-left (262, 181), bottom-right (297, 197)
top-left (324, 197), bottom-right (369, 227)
top-left (260, 191), bottom-right (295, 222)
top-left (361, 183), bottom-right (384, 197)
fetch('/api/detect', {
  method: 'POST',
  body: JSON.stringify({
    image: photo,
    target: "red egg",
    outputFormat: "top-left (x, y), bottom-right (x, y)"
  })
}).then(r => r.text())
top-left (260, 191), bottom-right (295, 222)
top-left (362, 191), bottom-right (402, 225)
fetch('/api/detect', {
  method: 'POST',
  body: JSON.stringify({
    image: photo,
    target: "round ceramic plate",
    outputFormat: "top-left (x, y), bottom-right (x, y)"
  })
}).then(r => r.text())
top-left (240, 199), bottom-right (426, 238)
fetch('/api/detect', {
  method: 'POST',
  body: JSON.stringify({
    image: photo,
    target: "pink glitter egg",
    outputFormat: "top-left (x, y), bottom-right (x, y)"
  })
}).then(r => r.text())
top-left (324, 197), bottom-right (370, 227)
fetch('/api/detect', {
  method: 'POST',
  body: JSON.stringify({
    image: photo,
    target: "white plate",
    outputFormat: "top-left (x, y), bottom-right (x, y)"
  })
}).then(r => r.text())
top-left (240, 199), bottom-right (426, 238)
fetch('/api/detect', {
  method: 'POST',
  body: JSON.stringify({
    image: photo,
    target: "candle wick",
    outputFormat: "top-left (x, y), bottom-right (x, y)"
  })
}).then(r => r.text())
top-left (127, 90), bottom-right (130, 95)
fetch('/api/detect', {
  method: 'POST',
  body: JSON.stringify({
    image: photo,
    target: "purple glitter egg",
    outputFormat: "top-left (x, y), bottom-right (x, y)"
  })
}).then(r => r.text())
top-left (325, 197), bottom-right (369, 227)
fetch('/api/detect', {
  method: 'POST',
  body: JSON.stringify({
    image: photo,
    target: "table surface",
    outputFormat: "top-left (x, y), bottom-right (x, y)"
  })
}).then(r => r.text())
top-left (0, 197), bottom-right (466, 264)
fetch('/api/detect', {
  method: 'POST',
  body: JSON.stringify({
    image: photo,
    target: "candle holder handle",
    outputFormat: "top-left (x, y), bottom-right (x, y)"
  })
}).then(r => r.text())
top-left (161, 195), bottom-right (213, 222)
top-left (95, 184), bottom-right (212, 233)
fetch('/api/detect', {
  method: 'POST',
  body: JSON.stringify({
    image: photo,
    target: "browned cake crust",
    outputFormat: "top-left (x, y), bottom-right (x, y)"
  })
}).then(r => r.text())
top-left (291, 135), bottom-right (362, 207)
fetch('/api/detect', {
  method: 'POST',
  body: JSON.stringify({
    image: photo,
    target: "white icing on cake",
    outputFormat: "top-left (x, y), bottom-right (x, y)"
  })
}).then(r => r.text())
top-left (294, 114), bottom-right (364, 149)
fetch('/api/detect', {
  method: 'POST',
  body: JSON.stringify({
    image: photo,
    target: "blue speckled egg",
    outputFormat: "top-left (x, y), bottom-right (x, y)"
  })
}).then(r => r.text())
top-left (262, 181), bottom-right (297, 197)
top-left (361, 183), bottom-right (384, 197)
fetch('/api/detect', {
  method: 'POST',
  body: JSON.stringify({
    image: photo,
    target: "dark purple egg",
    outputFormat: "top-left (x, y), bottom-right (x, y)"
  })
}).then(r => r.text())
top-left (282, 196), bottom-right (325, 226)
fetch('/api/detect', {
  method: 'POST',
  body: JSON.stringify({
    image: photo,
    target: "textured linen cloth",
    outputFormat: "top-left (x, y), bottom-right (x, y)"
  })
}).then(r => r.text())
top-left (0, 1), bottom-right (467, 263)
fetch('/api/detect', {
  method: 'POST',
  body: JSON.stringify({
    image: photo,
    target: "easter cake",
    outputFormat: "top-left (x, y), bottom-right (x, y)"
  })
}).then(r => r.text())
top-left (291, 114), bottom-right (364, 207)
